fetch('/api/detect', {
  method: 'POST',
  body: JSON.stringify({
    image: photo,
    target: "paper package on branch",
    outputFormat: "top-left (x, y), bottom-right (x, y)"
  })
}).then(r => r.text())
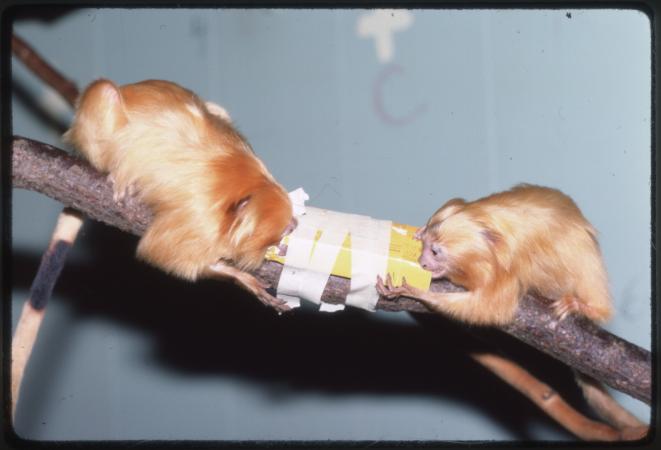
top-left (266, 188), bottom-right (432, 312)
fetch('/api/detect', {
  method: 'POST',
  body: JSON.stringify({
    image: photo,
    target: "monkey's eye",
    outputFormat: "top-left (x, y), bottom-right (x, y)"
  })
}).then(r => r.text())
top-left (229, 196), bottom-right (251, 213)
top-left (431, 245), bottom-right (442, 257)
top-left (431, 249), bottom-right (438, 256)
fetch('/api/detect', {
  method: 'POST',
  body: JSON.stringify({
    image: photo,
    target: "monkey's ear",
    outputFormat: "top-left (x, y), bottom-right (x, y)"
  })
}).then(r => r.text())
top-left (228, 196), bottom-right (256, 246)
top-left (88, 79), bottom-right (125, 116)
top-left (230, 195), bottom-right (251, 214)
top-left (65, 79), bottom-right (128, 144)
top-left (441, 198), bottom-right (466, 211)
top-left (414, 226), bottom-right (426, 240)
top-left (433, 198), bottom-right (466, 223)
top-left (480, 227), bottom-right (502, 246)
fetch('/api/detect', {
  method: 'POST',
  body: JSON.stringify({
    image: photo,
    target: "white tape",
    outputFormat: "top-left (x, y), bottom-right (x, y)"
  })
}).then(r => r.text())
top-left (346, 216), bottom-right (392, 311)
top-left (276, 188), bottom-right (312, 308)
top-left (275, 195), bottom-right (392, 312)
top-left (288, 187), bottom-right (309, 217)
top-left (277, 208), bottom-right (348, 304)
top-left (276, 222), bottom-right (317, 306)
top-left (319, 302), bottom-right (345, 313)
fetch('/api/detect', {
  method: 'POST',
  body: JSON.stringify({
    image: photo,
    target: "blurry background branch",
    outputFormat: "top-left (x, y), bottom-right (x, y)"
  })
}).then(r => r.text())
top-left (9, 33), bottom-right (85, 420)
top-left (12, 33), bottom-right (79, 106)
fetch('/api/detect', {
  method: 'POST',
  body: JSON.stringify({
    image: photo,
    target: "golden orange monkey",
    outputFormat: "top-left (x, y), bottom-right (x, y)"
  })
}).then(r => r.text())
top-left (377, 184), bottom-right (612, 325)
top-left (65, 79), bottom-right (295, 310)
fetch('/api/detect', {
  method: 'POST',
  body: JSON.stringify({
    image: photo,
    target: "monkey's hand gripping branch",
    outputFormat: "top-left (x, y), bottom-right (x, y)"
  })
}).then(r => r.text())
top-left (205, 261), bottom-right (291, 313)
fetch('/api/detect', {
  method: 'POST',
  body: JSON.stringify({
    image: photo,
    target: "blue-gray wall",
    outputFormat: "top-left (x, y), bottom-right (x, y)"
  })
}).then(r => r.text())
top-left (11, 8), bottom-right (651, 441)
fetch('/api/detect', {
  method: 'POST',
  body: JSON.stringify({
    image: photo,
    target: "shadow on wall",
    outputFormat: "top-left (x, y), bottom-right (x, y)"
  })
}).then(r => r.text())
top-left (11, 219), bottom-right (596, 440)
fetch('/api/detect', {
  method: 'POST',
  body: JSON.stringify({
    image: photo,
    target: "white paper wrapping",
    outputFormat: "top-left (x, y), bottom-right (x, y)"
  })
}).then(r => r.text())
top-left (275, 191), bottom-right (392, 312)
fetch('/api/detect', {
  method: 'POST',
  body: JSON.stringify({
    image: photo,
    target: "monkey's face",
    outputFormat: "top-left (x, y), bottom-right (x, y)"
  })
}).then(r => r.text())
top-left (418, 230), bottom-right (451, 279)
top-left (416, 197), bottom-right (471, 279)
top-left (227, 183), bottom-right (295, 270)
top-left (417, 211), bottom-right (493, 283)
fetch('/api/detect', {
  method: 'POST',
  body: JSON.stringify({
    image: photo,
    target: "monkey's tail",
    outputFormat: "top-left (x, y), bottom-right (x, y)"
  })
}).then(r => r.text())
top-left (11, 208), bottom-right (84, 420)
top-left (472, 353), bottom-right (648, 441)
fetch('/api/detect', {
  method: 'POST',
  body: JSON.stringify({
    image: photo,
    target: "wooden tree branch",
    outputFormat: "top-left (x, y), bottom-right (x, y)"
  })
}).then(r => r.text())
top-left (11, 135), bottom-right (652, 406)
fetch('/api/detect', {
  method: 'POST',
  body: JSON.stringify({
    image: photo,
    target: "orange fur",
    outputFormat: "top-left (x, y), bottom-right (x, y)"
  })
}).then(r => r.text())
top-left (64, 79), bottom-right (293, 281)
top-left (379, 184), bottom-right (613, 325)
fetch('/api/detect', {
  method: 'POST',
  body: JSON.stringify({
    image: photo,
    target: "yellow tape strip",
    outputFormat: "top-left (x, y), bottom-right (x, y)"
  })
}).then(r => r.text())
top-left (266, 221), bottom-right (431, 291)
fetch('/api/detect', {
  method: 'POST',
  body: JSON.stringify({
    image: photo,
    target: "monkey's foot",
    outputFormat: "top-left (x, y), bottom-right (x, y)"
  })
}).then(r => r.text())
top-left (107, 174), bottom-right (136, 204)
top-left (113, 184), bottom-right (136, 203)
top-left (551, 294), bottom-right (581, 321)
top-left (250, 280), bottom-right (291, 314)
top-left (207, 262), bottom-right (291, 313)
top-left (376, 273), bottom-right (417, 299)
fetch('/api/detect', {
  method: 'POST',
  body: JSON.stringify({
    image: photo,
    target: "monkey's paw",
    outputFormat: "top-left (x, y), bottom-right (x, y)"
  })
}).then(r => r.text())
top-left (208, 262), bottom-right (291, 314)
top-left (242, 276), bottom-right (291, 314)
top-left (255, 286), bottom-right (292, 314)
top-left (376, 273), bottom-right (415, 299)
top-left (551, 294), bottom-right (581, 321)
top-left (108, 174), bottom-right (137, 204)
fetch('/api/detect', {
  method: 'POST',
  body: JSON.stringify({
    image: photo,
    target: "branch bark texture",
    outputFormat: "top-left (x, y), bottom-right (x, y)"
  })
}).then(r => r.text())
top-left (11, 136), bottom-right (652, 405)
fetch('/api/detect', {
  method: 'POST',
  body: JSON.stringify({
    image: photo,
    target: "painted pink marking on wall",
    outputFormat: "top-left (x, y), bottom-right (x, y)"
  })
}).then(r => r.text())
top-left (372, 63), bottom-right (427, 126)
